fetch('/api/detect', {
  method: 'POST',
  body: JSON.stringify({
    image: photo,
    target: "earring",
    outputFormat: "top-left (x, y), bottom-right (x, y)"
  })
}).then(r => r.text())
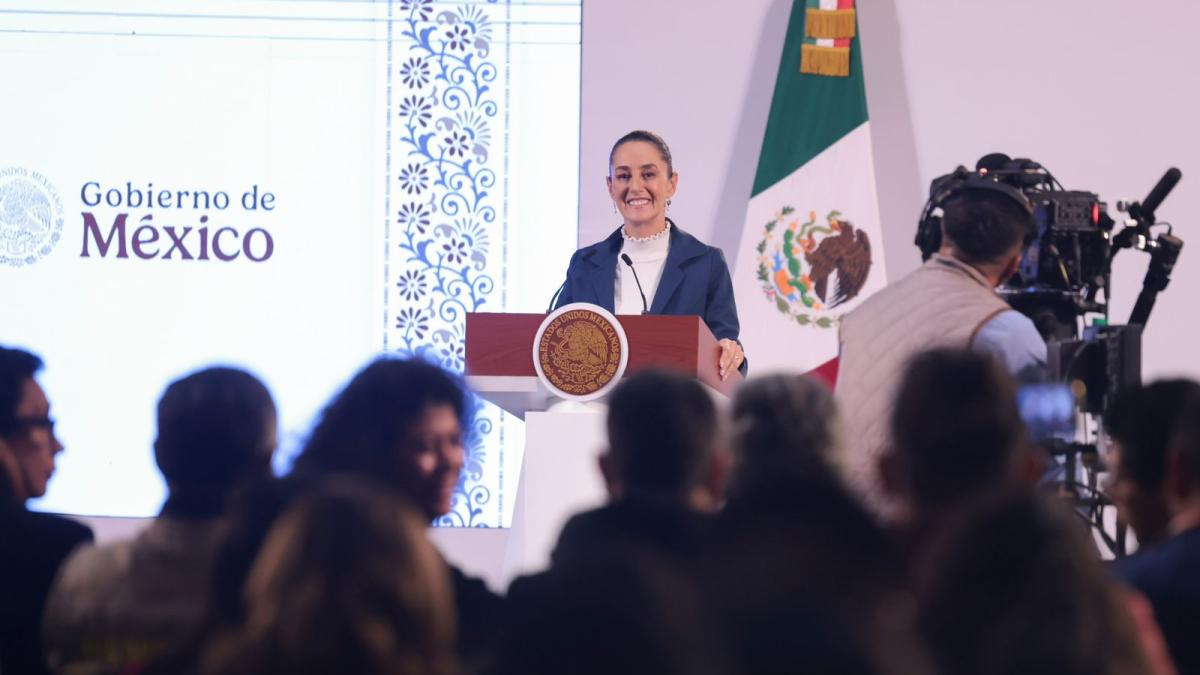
top-left (613, 202), bottom-right (618, 214)
top-left (666, 199), bottom-right (672, 212)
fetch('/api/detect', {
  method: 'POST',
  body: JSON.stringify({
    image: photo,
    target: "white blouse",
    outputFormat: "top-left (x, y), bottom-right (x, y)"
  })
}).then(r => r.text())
top-left (614, 225), bottom-right (670, 315)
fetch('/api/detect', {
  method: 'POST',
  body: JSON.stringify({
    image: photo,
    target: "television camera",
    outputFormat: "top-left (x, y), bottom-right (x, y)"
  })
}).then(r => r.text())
top-left (916, 155), bottom-right (1185, 555)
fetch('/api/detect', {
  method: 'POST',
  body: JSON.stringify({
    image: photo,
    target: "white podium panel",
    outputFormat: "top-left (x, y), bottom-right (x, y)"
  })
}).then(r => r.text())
top-left (501, 407), bottom-right (608, 580)
top-left (468, 375), bottom-right (555, 421)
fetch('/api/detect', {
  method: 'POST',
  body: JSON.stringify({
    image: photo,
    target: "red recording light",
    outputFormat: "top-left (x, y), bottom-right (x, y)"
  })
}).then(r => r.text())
top-left (1092, 203), bottom-right (1100, 224)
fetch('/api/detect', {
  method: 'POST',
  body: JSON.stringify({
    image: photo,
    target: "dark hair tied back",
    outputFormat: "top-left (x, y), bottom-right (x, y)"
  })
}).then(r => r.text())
top-left (609, 130), bottom-right (674, 177)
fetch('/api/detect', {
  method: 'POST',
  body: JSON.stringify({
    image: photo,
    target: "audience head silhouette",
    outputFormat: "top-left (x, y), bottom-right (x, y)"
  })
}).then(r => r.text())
top-left (716, 374), bottom-right (923, 675)
top-left (1166, 389), bottom-right (1200, 515)
top-left (920, 490), bottom-right (1153, 675)
top-left (154, 366), bottom-right (277, 515)
top-left (727, 373), bottom-right (840, 500)
top-left (0, 345), bottom-right (63, 502)
top-left (0, 345), bottom-right (93, 675)
top-left (884, 348), bottom-right (1024, 514)
top-left (939, 187), bottom-right (1033, 281)
top-left (601, 370), bottom-right (723, 507)
top-left (1107, 379), bottom-right (1200, 545)
top-left (200, 479), bottom-right (458, 675)
top-left (294, 357), bottom-right (467, 520)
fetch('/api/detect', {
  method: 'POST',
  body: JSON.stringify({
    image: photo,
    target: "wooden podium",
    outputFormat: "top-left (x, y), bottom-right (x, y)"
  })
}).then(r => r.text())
top-left (466, 312), bottom-right (740, 416)
top-left (464, 311), bottom-right (741, 580)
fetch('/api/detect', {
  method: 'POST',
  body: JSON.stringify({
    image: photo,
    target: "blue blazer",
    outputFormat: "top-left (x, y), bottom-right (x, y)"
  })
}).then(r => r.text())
top-left (554, 221), bottom-right (746, 374)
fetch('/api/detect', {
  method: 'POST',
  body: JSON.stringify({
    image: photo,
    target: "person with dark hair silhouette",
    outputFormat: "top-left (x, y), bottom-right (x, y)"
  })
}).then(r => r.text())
top-left (540, 368), bottom-right (728, 571)
top-left (493, 546), bottom-right (731, 675)
top-left (43, 366), bottom-right (277, 674)
top-left (199, 479), bottom-right (459, 675)
top-left (0, 347), bottom-right (71, 504)
top-left (921, 490), bottom-right (1158, 675)
top-left (1113, 389), bottom-right (1200, 674)
top-left (879, 348), bottom-right (1035, 571)
top-left (293, 357), bottom-right (466, 521)
top-left (723, 373), bottom-right (841, 503)
top-left (495, 370), bottom-right (735, 675)
top-left (292, 357), bottom-right (501, 673)
top-left (0, 345), bottom-right (92, 675)
top-left (139, 474), bottom-right (312, 675)
top-left (1106, 379), bottom-right (1200, 548)
top-left (594, 368), bottom-right (727, 513)
top-left (715, 374), bottom-right (929, 675)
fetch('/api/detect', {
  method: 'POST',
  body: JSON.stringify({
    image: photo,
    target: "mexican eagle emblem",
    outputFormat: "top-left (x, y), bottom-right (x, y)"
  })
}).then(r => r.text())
top-left (755, 207), bottom-right (873, 328)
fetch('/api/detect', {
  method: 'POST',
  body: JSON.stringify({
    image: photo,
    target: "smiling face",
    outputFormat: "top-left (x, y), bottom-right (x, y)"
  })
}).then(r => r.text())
top-left (607, 140), bottom-right (678, 232)
top-left (7, 378), bottom-right (63, 501)
top-left (394, 404), bottom-right (465, 520)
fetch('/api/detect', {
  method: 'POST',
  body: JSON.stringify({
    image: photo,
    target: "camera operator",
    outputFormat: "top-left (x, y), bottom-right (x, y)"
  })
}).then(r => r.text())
top-left (836, 184), bottom-right (1046, 513)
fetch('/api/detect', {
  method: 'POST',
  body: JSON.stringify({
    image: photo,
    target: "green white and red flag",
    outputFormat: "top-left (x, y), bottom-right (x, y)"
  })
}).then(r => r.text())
top-left (731, 0), bottom-right (887, 374)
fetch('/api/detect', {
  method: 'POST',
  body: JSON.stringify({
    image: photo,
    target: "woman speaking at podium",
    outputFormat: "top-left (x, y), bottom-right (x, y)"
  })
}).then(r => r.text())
top-left (552, 130), bottom-right (746, 379)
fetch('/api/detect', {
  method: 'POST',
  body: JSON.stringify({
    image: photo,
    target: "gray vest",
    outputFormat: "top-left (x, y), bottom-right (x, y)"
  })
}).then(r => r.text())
top-left (835, 254), bottom-right (1009, 511)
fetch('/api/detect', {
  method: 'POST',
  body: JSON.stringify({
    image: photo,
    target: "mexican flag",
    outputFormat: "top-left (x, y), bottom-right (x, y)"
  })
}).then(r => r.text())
top-left (731, 0), bottom-right (887, 374)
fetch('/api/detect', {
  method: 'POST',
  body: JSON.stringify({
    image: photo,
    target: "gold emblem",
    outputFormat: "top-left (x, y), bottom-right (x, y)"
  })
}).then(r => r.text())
top-left (534, 304), bottom-right (627, 399)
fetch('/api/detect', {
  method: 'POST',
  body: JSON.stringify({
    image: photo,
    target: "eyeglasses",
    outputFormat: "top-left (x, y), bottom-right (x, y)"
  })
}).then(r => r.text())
top-left (11, 416), bottom-right (56, 434)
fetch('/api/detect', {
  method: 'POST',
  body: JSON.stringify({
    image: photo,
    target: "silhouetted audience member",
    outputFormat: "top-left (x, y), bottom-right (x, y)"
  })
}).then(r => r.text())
top-left (724, 373), bottom-right (841, 502)
top-left (716, 374), bottom-right (929, 675)
top-left (0, 346), bottom-right (92, 675)
top-left (200, 479), bottom-right (458, 675)
top-left (1113, 390), bottom-right (1200, 674)
top-left (139, 474), bottom-right (313, 675)
top-left (550, 368), bottom-right (727, 567)
top-left (43, 366), bottom-right (277, 675)
top-left (1106, 379), bottom-right (1200, 548)
top-left (921, 490), bottom-right (1157, 675)
top-left (879, 348), bottom-right (1032, 572)
top-left (292, 357), bottom-right (501, 672)
top-left (493, 548), bottom-right (730, 675)
top-left (495, 370), bottom-right (734, 675)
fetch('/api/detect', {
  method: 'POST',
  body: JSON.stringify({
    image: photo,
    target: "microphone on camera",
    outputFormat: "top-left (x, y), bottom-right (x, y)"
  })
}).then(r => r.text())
top-left (1139, 167), bottom-right (1182, 222)
top-left (1121, 168), bottom-right (1182, 245)
top-left (620, 254), bottom-right (649, 314)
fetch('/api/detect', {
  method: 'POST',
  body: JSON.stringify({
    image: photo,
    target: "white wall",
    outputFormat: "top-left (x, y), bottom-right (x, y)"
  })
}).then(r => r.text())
top-left (580, 0), bottom-right (1200, 381)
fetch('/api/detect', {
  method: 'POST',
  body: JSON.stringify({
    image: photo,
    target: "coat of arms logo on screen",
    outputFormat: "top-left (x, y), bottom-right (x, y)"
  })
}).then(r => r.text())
top-left (756, 206), bottom-right (872, 329)
top-left (0, 167), bottom-right (64, 268)
top-left (534, 303), bottom-right (629, 401)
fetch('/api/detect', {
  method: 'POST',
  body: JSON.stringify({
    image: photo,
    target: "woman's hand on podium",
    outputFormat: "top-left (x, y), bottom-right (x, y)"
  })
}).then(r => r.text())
top-left (718, 339), bottom-right (744, 381)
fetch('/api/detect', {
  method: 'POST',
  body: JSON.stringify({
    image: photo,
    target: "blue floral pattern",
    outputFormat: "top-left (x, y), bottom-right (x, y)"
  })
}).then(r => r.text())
top-left (396, 269), bottom-right (428, 302)
top-left (389, 0), bottom-right (502, 528)
top-left (398, 163), bottom-right (430, 195)
top-left (397, 201), bottom-right (432, 234)
top-left (398, 95), bottom-right (434, 128)
top-left (400, 56), bottom-right (431, 89)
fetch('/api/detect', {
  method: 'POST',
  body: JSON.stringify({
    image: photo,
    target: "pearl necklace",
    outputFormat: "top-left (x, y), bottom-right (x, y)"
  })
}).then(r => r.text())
top-left (621, 222), bottom-right (671, 243)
